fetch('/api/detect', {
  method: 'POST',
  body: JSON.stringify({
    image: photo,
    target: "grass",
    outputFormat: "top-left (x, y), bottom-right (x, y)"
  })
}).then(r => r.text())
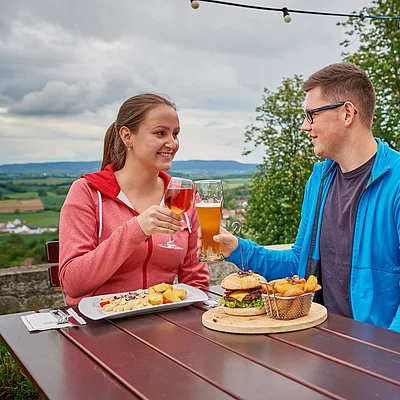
top-left (0, 210), bottom-right (60, 228)
top-left (222, 177), bottom-right (251, 188)
top-left (3, 192), bottom-right (40, 200)
top-left (40, 193), bottom-right (66, 209)
top-left (0, 232), bottom-right (58, 245)
top-left (9, 178), bottom-right (75, 185)
top-left (0, 343), bottom-right (40, 399)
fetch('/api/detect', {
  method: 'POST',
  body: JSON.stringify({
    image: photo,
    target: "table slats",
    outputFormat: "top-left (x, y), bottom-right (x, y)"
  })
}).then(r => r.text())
top-left (0, 313), bottom-right (136, 400)
top-left (62, 318), bottom-right (238, 400)
top-left (159, 306), bottom-right (400, 400)
top-left (115, 313), bottom-right (329, 400)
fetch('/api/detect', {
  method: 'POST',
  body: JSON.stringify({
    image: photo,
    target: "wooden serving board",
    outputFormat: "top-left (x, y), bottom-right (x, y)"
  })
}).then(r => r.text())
top-left (202, 303), bottom-right (327, 334)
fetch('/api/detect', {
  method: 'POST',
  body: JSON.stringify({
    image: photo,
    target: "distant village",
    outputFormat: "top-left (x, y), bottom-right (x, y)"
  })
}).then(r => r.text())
top-left (221, 200), bottom-right (248, 228)
top-left (0, 219), bottom-right (58, 234)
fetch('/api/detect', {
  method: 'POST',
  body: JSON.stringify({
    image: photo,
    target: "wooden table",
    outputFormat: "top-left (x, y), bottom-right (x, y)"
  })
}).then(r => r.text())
top-left (1, 286), bottom-right (400, 400)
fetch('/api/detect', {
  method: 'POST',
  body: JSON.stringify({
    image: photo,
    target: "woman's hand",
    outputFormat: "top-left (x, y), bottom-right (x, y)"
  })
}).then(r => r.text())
top-left (197, 226), bottom-right (239, 259)
top-left (137, 205), bottom-right (183, 236)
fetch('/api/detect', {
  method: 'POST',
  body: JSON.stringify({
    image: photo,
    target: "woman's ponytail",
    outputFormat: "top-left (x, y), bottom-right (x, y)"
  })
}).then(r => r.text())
top-left (101, 122), bottom-right (126, 171)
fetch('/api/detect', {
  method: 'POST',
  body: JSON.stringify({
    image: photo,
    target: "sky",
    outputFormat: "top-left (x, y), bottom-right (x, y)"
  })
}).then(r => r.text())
top-left (0, 0), bottom-right (370, 166)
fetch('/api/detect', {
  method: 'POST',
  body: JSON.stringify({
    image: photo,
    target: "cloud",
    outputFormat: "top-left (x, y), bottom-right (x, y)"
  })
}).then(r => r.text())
top-left (0, 0), bottom-right (368, 164)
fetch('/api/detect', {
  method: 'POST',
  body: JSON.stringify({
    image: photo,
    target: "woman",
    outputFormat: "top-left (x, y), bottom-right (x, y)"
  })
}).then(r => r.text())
top-left (59, 93), bottom-right (209, 306)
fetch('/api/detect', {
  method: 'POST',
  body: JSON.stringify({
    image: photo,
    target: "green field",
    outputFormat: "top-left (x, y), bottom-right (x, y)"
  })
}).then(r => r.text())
top-left (8, 178), bottom-right (75, 185)
top-left (0, 210), bottom-right (60, 227)
top-left (0, 232), bottom-right (58, 245)
top-left (40, 193), bottom-right (66, 209)
top-left (4, 191), bottom-right (40, 200)
top-left (222, 177), bottom-right (251, 188)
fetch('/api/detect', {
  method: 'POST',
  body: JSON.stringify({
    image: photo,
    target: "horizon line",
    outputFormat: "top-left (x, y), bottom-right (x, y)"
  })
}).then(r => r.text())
top-left (0, 159), bottom-right (259, 167)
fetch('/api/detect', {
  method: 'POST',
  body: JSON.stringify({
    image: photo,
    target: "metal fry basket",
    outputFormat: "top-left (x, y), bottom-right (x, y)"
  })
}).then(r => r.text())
top-left (262, 283), bottom-right (314, 320)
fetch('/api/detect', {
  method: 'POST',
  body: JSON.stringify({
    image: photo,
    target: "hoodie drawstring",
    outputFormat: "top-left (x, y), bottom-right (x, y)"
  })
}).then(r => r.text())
top-left (97, 191), bottom-right (103, 238)
top-left (184, 212), bottom-right (192, 233)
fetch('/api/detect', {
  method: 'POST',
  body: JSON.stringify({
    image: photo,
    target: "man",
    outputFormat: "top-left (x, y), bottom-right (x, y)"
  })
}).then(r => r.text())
top-left (214, 62), bottom-right (400, 332)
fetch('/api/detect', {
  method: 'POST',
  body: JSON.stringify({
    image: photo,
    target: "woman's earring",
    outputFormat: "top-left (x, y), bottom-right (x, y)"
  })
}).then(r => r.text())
top-left (126, 143), bottom-right (132, 151)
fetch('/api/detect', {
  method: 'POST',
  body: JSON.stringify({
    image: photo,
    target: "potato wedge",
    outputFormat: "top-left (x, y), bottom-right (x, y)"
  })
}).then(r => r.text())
top-left (305, 275), bottom-right (318, 292)
top-left (283, 286), bottom-right (305, 297)
top-left (274, 283), bottom-right (292, 295)
top-left (314, 284), bottom-right (322, 292)
top-left (173, 288), bottom-right (187, 300)
top-left (147, 286), bottom-right (156, 295)
top-left (162, 289), bottom-right (182, 303)
top-left (148, 293), bottom-right (163, 306)
top-left (153, 283), bottom-right (173, 293)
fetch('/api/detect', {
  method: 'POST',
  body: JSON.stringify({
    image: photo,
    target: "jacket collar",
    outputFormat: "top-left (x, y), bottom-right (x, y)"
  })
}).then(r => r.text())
top-left (320, 137), bottom-right (390, 182)
top-left (371, 138), bottom-right (390, 182)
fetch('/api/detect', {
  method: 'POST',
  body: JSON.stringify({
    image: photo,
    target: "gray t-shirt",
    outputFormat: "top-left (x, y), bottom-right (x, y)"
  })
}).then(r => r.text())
top-left (320, 155), bottom-right (376, 318)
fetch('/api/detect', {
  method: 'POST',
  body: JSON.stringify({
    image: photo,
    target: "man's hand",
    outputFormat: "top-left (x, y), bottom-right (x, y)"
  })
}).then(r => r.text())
top-left (213, 226), bottom-right (239, 258)
top-left (197, 226), bottom-right (239, 259)
top-left (137, 205), bottom-right (183, 236)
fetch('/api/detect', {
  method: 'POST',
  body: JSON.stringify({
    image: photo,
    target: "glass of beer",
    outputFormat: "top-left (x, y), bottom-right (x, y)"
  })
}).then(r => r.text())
top-left (194, 180), bottom-right (224, 262)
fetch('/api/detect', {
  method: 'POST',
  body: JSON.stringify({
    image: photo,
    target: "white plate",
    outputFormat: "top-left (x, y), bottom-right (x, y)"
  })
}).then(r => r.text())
top-left (78, 283), bottom-right (208, 320)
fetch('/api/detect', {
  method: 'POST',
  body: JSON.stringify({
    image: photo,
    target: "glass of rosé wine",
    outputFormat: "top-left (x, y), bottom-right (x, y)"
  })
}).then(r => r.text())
top-left (158, 177), bottom-right (194, 250)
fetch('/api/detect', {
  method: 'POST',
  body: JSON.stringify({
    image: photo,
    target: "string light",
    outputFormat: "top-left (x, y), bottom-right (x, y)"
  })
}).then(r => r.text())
top-left (189, 0), bottom-right (400, 22)
top-left (282, 7), bottom-right (291, 23)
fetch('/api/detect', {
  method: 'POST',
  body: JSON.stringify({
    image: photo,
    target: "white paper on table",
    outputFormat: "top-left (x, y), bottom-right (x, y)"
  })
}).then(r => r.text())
top-left (21, 311), bottom-right (86, 332)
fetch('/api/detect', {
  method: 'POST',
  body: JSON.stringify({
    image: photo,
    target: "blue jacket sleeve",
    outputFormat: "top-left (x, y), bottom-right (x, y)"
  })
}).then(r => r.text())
top-left (226, 238), bottom-right (299, 281)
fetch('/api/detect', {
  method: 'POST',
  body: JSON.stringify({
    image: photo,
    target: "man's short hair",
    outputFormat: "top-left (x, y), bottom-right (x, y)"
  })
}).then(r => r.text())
top-left (302, 62), bottom-right (375, 129)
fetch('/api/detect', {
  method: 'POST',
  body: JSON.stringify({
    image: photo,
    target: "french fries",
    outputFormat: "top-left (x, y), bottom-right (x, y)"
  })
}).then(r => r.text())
top-left (264, 275), bottom-right (321, 297)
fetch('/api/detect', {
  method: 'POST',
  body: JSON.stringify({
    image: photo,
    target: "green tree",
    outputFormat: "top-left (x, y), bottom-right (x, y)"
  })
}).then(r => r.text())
top-left (243, 76), bottom-right (318, 245)
top-left (340, 0), bottom-right (400, 149)
top-left (38, 188), bottom-right (47, 197)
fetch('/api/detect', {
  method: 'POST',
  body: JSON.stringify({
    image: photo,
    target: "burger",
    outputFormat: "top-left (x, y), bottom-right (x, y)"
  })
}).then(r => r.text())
top-left (218, 271), bottom-right (266, 316)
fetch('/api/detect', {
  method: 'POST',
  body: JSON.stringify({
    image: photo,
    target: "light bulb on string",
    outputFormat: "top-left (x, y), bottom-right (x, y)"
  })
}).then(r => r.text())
top-left (282, 8), bottom-right (291, 23)
top-left (187, 0), bottom-right (400, 21)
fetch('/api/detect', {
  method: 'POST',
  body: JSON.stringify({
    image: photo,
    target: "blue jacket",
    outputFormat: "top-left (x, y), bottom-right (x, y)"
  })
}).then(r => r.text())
top-left (227, 139), bottom-right (400, 332)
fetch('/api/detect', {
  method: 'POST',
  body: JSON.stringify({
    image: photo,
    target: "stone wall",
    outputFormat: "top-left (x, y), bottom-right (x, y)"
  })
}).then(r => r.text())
top-left (0, 264), bottom-right (65, 314)
top-left (0, 243), bottom-right (291, 314)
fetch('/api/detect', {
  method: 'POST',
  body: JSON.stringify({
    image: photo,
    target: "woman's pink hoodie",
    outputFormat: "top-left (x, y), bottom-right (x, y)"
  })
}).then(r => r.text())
top-left (59, 164), bottom-right (209, 305)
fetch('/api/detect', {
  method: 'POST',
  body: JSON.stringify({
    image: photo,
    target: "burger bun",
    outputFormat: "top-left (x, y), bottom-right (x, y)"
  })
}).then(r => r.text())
top-left (221, 272), bottom-right (263, 290)
top-left (223, 305), bottom-right (266, 316)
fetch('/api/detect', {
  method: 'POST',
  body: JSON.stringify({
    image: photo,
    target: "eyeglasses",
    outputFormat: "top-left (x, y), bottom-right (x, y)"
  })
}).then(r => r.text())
top-left (304, 101), bottom-right (358, 124)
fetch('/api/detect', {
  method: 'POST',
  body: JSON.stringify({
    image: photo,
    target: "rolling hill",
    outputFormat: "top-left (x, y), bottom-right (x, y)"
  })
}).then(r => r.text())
top-left (0, 160), bottom-right (259, 178)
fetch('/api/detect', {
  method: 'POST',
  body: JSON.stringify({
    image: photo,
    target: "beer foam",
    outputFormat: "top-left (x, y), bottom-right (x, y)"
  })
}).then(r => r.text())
top-left (195, 202), bottom-right (222, 208)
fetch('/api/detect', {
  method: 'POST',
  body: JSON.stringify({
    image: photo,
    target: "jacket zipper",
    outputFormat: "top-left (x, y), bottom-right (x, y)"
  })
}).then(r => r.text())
top-left (306, 163), bottom-right (337, 277)
top-left (349, 168), bottom-right (387, 318)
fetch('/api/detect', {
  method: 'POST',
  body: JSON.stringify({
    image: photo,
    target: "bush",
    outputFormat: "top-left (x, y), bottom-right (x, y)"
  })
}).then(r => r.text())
top-left (0, 343), bottom-right (40, 399)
